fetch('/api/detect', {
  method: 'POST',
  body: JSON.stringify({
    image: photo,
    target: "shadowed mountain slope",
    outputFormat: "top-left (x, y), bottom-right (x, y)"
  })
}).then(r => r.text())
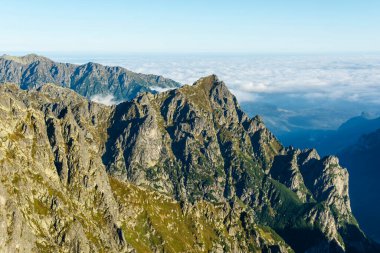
top-left (339, 129), bottom-right (380, 243)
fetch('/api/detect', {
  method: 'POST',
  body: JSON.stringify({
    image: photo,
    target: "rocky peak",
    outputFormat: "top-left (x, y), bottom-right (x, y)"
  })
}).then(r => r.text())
top-left (192, 74), bottom-right (239, 112)
top-left (193, 74), bottom-right (220, 91)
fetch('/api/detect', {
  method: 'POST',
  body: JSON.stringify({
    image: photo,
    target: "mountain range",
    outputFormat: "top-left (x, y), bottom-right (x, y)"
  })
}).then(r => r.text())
top-left (0, 55), bottom-right (379, 252)
top-left (0, 54), bottom-right (180, 101)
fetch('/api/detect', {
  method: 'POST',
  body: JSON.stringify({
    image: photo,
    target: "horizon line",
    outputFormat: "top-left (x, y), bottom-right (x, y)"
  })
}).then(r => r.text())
top-left (2, 51), bottom-right (380, 57)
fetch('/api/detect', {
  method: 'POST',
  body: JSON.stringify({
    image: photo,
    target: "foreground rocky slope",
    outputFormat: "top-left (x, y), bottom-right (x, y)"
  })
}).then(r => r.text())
top-left (0, 54), bottom-right (180, 101)
top-left (0, 76), bottom-right (378, 252)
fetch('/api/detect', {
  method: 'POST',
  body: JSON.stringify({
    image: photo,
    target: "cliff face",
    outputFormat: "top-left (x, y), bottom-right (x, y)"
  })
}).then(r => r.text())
top-left (0, 54), bottom-right (180, 101)
top-left (0, 76), bottom-right (378, 252)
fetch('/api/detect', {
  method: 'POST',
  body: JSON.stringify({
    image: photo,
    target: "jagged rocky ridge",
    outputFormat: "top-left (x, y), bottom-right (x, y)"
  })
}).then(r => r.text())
top-left (0, 75), bottom-right (378, 252)
top-left (0, 54), bottom-right (180, 101)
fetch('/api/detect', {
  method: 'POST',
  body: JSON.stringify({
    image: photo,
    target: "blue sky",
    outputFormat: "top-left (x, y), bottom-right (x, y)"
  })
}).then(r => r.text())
top-left (1, 0), bottom-right (380, 54)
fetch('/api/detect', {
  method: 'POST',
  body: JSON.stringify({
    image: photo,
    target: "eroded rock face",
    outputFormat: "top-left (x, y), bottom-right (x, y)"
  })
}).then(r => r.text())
top-left (0, 84), bottom-right (127, 252)
top-left (0, 76), bottom-right (378, 252)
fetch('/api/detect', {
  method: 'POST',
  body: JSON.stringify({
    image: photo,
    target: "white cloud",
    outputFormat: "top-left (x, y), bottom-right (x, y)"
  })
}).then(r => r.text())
top-left (90, 94), bottom-right (119, 106)
top-left (151, 86), bottom-right (176, 93)
top-left (229, 89), bottom-right (261, 102)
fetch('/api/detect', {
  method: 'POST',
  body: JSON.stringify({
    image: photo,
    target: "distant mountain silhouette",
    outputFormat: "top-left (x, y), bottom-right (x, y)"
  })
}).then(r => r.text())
top-left (279, 113), bottom-right (380, 156)
top-left (339, 128), bottom-right (380, 242)
top-left (0, 54), bottom-right (180, 101)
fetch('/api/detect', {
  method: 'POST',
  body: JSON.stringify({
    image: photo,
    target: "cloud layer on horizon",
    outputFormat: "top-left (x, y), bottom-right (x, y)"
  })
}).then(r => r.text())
top-left (60, 54), bottom-right (380, 105)
top-left (107, 54), bottom-right (380, 104)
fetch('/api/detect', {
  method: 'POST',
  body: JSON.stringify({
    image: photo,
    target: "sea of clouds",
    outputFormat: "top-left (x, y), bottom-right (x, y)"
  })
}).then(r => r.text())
top-left (54, 53), bottom-right (380, 130)
top-left (60, 53), bottom-right (380, 105)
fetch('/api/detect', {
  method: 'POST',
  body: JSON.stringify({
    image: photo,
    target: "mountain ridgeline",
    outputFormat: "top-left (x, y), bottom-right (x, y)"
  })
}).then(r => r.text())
top-left (0, 56), bottom-right (378, 252)
top-left (279, 114), bottom-right (380, 156)
top-left (0, 54), bottom-right (180, 101)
